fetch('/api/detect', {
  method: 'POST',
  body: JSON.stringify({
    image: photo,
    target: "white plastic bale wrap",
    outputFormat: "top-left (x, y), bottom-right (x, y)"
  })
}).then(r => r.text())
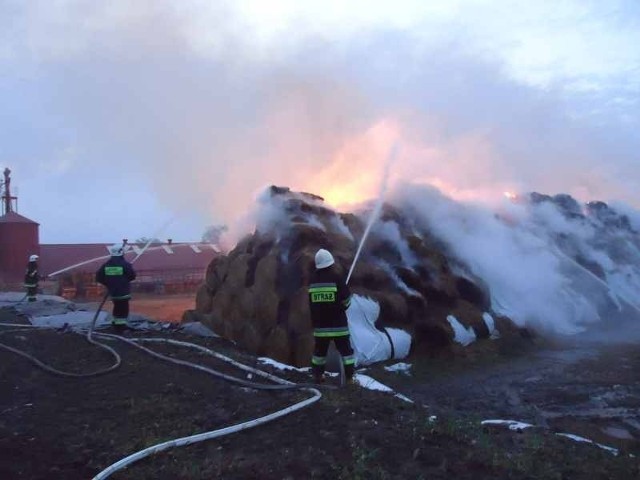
top-left (446, 315), bottom-right (477, 346)
top-left (482, 312), bottom-right (501, 339)
top-left (347, 295), bottom-right (412, 366)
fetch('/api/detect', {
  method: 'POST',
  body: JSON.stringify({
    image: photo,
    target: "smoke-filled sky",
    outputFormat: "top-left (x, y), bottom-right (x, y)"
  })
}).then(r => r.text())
top-left (1, 0), bottom-right (639, 243)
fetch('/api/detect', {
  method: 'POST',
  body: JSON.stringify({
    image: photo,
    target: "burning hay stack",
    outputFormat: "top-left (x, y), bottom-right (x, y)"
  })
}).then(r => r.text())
top-left (189, 186), bottom-right (515, 366)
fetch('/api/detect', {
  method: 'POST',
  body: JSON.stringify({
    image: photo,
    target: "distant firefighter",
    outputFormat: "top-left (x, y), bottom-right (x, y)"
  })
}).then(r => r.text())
top-left (308, 248), bottom-right (355, 384)
top-left (96, 244), bottom-right (137, 332)
top-left (24, 254), bottom-right (39, 302)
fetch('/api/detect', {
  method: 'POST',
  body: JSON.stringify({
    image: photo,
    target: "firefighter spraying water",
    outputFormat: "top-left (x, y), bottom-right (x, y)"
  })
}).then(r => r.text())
top-left (308, 248), bottom-right (355, 384)
top-left (24, 254), bottom-right (40, 302)
top-left (308, 143), bottom-right (401, 384)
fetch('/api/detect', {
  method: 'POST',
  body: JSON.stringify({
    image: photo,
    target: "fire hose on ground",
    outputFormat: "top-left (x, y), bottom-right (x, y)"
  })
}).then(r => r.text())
top-left (0, 317), bottom-right (324, 479)
top-left (89, 335), bottom-right (322, 480)
top-left (0, 237), bottom-right (325, 478)
top-left (0, 288), bottom-right (123, 378)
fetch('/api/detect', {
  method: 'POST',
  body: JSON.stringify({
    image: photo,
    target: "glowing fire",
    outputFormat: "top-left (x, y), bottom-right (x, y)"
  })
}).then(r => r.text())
top-left (305, 120), bottom-right (401, 208)
top-left (322, 184), bottom-right (370, 208)
top-left (294, 115), bottom-right (533, 212)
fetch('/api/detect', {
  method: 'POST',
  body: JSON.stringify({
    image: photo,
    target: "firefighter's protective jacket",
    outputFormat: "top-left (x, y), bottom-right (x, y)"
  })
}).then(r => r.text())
top-left (96, 257), bottom-right (136, 300)
top-left (24, 262), bottom-right (39, 287)
top-left (308, 268), bottom-right (352, 337)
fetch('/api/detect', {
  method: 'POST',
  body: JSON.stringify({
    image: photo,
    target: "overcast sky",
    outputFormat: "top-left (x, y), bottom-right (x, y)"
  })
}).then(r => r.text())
top-left (1, 0), bottom-right (638, 243)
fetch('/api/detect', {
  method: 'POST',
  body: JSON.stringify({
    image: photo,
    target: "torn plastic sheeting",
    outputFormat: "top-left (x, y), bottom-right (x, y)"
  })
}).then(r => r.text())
top-left (482, 312), bottom-right (500, 339)
top-left (258, 357), bottom-right (310, 372)
top-left (29, 311), bottom-right (111, 329)
top-left (354, 373), bottom-right (413, 403)
top-left (556, 433), bottom-right (619, 456)
top-left (384, 362), bottom-right (412, 374)
top-left (178, 322), bottom-right (219, 338)
top-left (0, 292), bottom-right (71, 307)
top-left (447, 315), bottom-right (476, 346)
top-left (347, 295), bottom-right (411, 366)
top-left (481, 419), bottom-right (534, 431)
top-left (15, 300), bottom-right (77, 318)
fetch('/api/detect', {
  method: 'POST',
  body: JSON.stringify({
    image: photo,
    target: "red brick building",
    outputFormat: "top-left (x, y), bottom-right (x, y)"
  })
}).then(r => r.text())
top-left (41, 242), bottom-right (219, 298)
top-left (0, 169), bottom-right (218, 297)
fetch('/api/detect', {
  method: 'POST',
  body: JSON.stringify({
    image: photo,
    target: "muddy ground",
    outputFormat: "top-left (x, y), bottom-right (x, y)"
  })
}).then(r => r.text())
top-left (0, 305), bottom-right (639, 479)
top-left (82, 294), bottom-right (195, 324)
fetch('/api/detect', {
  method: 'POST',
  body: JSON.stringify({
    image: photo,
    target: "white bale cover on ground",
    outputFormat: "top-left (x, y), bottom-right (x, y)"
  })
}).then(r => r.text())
top-left (347, 294), bottom-right (411, 366)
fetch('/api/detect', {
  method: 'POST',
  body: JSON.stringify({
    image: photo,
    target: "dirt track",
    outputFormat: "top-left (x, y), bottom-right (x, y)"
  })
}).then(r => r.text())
top-left (384, 333), bottom-right (640, 456)
top-left (78, 294), bottom-right (195, 324)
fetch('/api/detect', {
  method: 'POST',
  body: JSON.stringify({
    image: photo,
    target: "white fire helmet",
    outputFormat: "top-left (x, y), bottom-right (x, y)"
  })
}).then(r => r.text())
top-left (109, 244), bottom-right (124, 256)
top-left (29, 254), bottom-right (39, 262)
top-left (315, 249), bottom-right (335, 270)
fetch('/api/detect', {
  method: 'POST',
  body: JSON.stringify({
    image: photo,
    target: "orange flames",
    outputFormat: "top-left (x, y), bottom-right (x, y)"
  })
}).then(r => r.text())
top-left (301, 118), bottom-right (524, 211)
top-left (303, 120), bottom-right (401, 209)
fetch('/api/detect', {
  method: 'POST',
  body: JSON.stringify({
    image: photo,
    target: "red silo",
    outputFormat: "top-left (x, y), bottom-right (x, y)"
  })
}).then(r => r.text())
top-left (0, 212), bottom-right (40, 284)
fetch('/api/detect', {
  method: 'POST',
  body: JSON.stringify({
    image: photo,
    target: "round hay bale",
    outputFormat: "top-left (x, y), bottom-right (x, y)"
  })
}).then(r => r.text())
top-left (455, 276), bottom-right (490, 311)
top-left (494, 314), bottom-right (520, 336)
top-left (376, 292), bottom-right (410, 325)
top-left (254, 289), bottom-right (280, 334)
top-left (406, 234), bottom-right (430, 257)
top-left (414, 317), bottom-right (453, 349)
top-left (181, 309), bottom-right (200, 324)
top-left (224, 253), bottom-right (251, 291)
top-left (287, 224), bottom-right (330, 258)
top-left (395, 266), bottom-right (426, 293)
top-left (195, 283), bottom-right (213, 314)
top-left (210, 287), bottom-right (233, 321)
top-left (288, 287), bottom-right (311, 336)
top-left (221, 318), bottom-right (235, 341)
top-left (422, 278), bottom-right (458, 307)
top-left (240, 323), bottom-right (263, 355)
top-left (349, 262), bottom-right (391, 290)
top-left (205, 255), bottom-right (230, 294)
top-left (340, 213), bottom-right (363, 240)
top-left (228, 309), bottom-right (248, 343)
top-left (238, 288), bottom-right (256, 320)
top-left (291, 333), bottom-right (314, 367)
top-left (289, 249), bottom-right (316, 287)
top-left (199, 312), bottom-right (225, 335)
top-left (254, 253), bottom-right (279, 287)
top-left (449, 300), bottom-right (489, 339)
top-left (263, 326), bottom-right (291, 364)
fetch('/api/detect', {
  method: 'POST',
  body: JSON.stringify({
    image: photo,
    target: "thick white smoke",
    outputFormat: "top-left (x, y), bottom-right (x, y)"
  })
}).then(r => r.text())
top-left (3, 2), bottom-right (638, 243)
top-left (390, 183), bottom-right (640, 335)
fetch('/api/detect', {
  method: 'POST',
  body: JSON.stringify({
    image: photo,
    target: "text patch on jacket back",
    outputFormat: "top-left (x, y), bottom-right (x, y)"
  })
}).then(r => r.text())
top-left (105, 266), bottom-right (124, 276)
top-left (309, 285), bottom-right (337, 303)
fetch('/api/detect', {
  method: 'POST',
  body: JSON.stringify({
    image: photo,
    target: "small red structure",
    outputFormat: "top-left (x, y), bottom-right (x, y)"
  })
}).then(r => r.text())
top-left (0, 169), bottom-right (40, 284)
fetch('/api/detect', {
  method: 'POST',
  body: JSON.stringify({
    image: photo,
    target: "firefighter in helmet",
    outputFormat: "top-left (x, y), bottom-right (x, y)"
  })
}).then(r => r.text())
top-left (24, 254), bottom-right (40, 302)
top-left (308, 248), bottom-right (355, 383)
top-left (96, 244), bottom-right (136, 332)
